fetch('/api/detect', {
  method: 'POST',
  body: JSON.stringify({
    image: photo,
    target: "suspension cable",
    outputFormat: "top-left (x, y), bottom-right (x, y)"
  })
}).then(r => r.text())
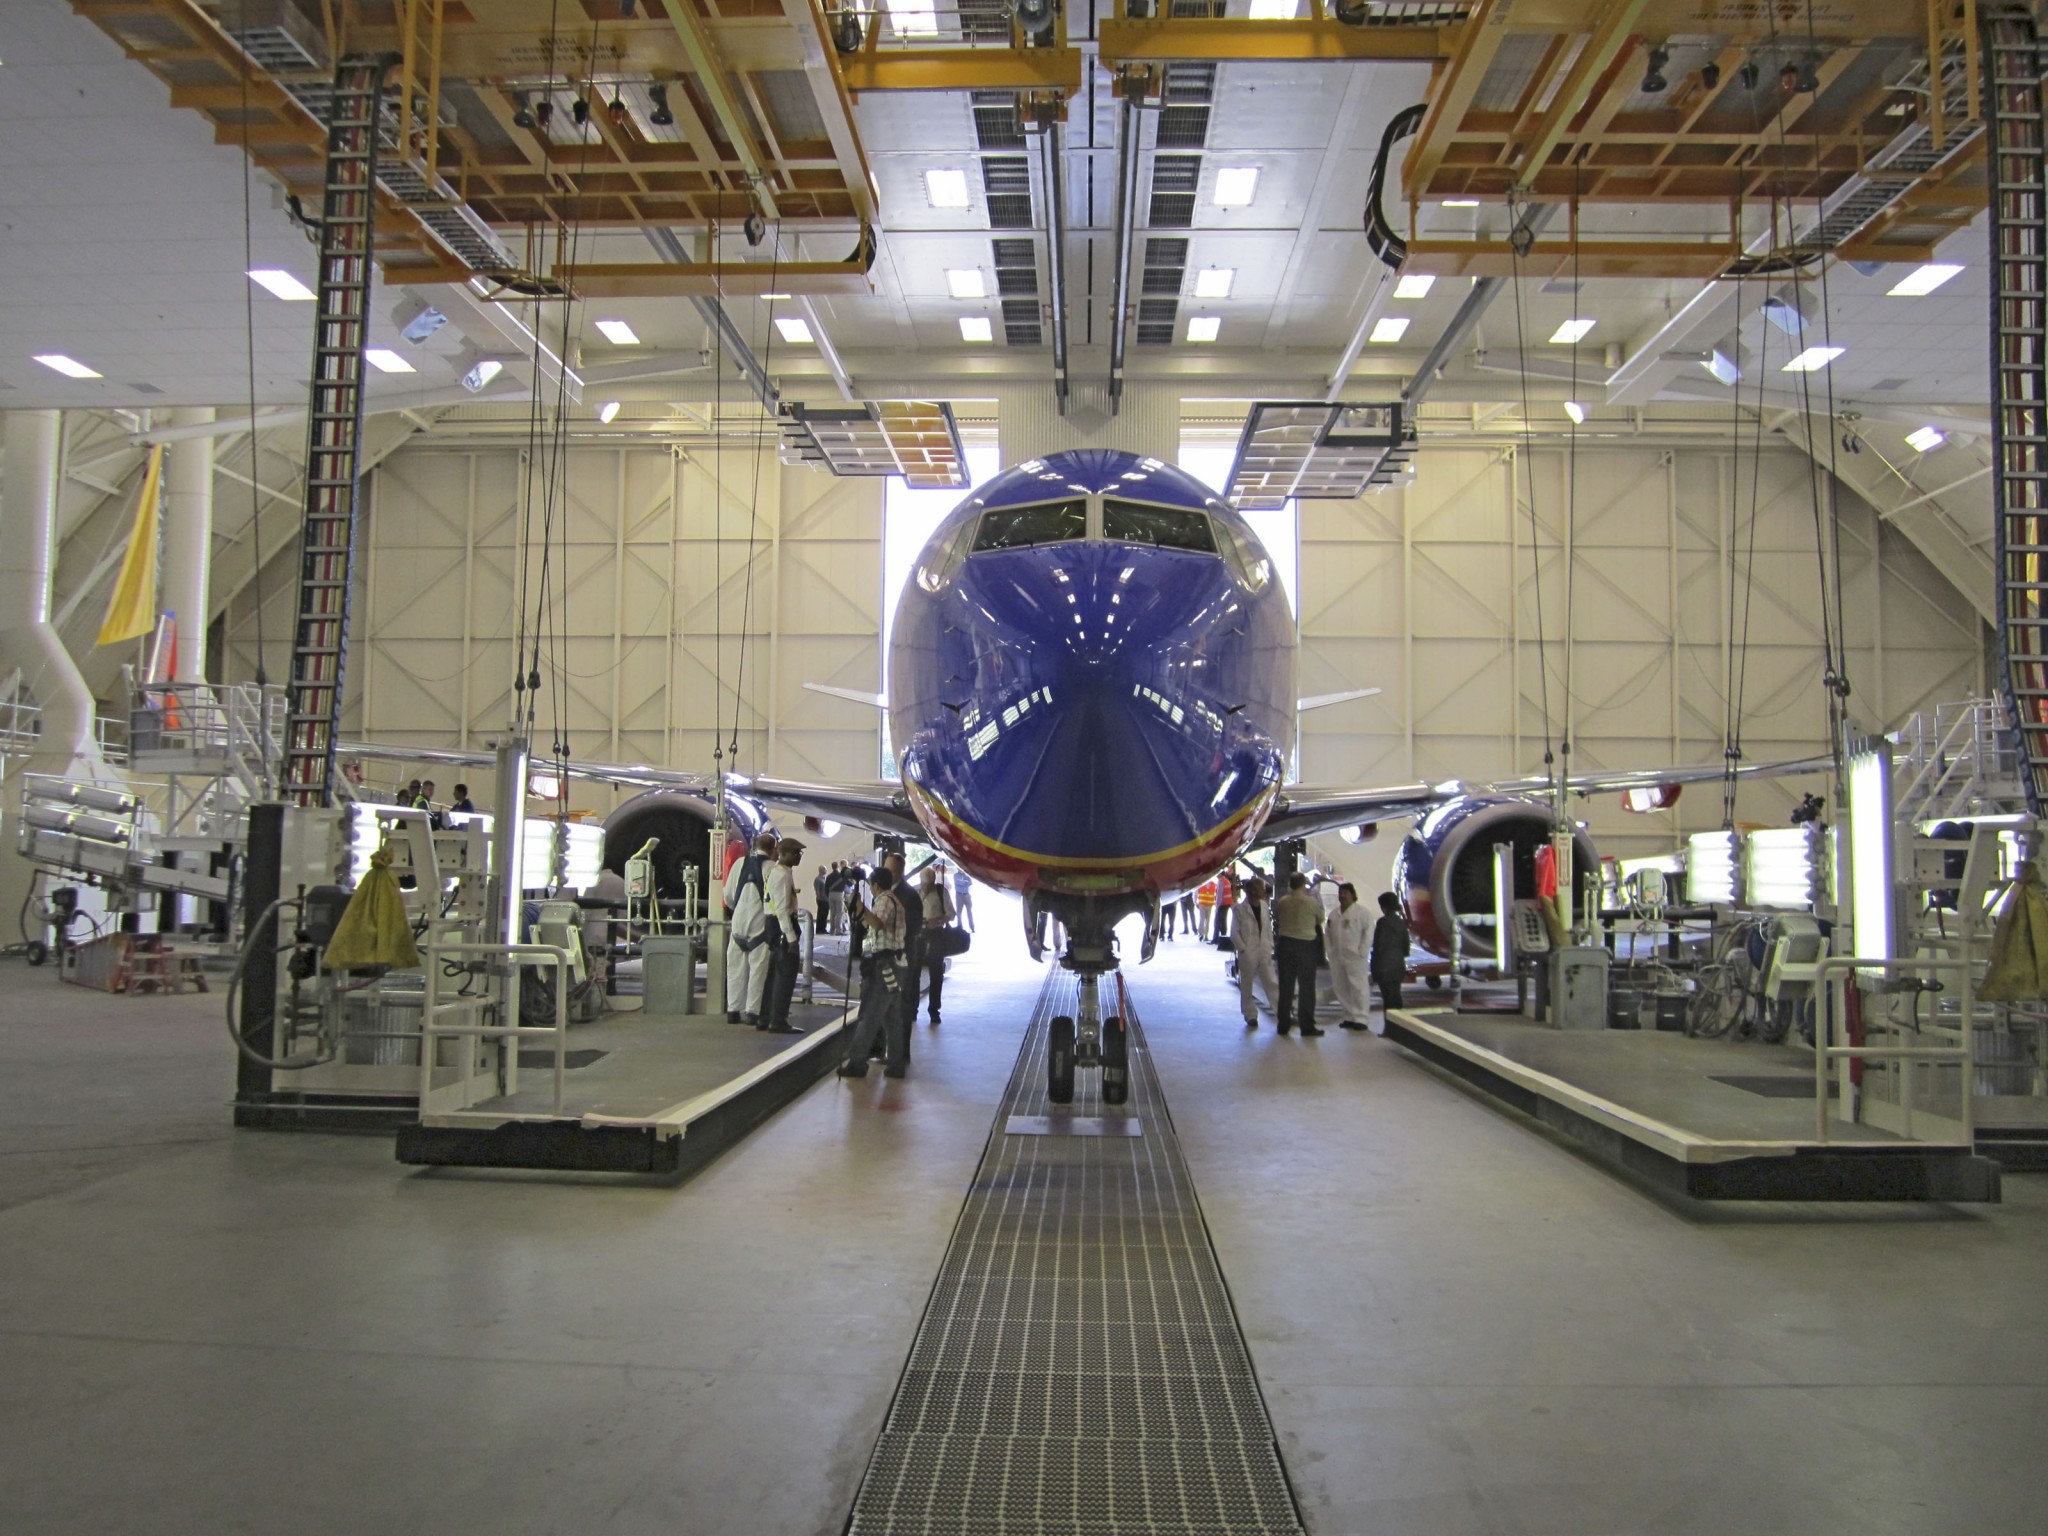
top-left (1506, 199), bottom-right (1558, 799)
top-left (235, 2), bottom-right (269, 696)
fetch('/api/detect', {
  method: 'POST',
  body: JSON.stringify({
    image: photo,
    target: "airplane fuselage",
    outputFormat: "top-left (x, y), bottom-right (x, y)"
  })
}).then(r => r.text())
top-left (889, 450), bottom-right (1295, 906)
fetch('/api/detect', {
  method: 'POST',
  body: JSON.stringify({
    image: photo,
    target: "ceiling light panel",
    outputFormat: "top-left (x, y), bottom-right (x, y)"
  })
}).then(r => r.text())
top-left (946, 269), bottom-right (987, 299)
top-left (1549, 318), bottom-right (1595, 344)
top-left (1193, 268), bottom-right (1235, 299)
top-left (364, 349), bottom-right (415, 373)
top-left (925, 168), bottom-right (970, 208)
top-left (959, 316), bottom-right (993, 342)
top-left (1393, 274), bottom-right (1435, 299)
top-left (776, 317), bottom-right (815, 344)
top-left (1369, 317), bottom-right (1410, 343)
top-left (1905, 425), bottom-right (1944, 452)
top-left (885, 0), bottom-right (939, 35)
top-left (33, 353), bottom-right (101, 379)
top-left (1782, 345), bottom-right (1844, 372)
top-left (1246, 0), bottom-right (1298, 15)
top-left (247, 269), bottom-right (315, 301)
top-left (1888, 263), bottom-right (1963, 297)
top-left (595, 319), bottom-right (640, 345)
top-left (1187, 316), bottom-right (1221, 342)
top-left (1212, 167), bottom-right (1259, 207)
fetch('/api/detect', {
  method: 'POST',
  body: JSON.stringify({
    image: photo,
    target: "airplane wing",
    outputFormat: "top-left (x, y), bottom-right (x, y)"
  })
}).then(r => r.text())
top-left (342, 741), bottom-right (714, 793)
top-left (1259, 752), bottom-right (1835, 844)
top-left (738, 775), bottom-right (924, 841)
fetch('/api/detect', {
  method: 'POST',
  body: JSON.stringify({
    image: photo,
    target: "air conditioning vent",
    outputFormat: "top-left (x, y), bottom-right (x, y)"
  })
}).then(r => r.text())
top-left (984, 156), bottom-right (1034, 230)
top-left (1003, 298), bottom-right (1044, 347)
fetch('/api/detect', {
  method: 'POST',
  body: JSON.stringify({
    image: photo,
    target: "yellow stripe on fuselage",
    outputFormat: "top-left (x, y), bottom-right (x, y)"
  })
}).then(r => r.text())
top-left (904, 778), bottom-right (1275, 871)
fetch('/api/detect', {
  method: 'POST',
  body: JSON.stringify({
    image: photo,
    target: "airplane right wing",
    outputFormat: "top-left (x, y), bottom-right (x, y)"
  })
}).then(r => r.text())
top-left (741, 774), bottom-right (925, 841)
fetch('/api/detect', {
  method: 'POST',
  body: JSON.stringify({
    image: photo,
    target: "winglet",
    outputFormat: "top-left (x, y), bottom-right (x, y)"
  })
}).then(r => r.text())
top-left (1297, 687), bottom-right (1382, 712)
top-left (803, 683), bottom-right (887, 709)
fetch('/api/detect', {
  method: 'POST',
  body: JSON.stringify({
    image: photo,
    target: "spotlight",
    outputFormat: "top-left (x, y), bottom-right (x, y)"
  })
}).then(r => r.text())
top-left (570, 96), bottom-right (589, 127)
top-left (1642, 47), bottom-right (1669, 93)
top-left (534, 99), bottom-right (554, 130)
top-left (649, 83), bottom-right (673, 128)
top-left (1699, 62), bottom-right (1720, 90)
top-left (608, 96), bottom-right (627, 128)
top-left (1795, 56), bottom-right (1820, 93)
top-left (511, 92), bottom-right (536, 129)
top-left (1738, 61), bottom-right (1760, 90)
top-left (1780, 64), bottom-right (1800, 92)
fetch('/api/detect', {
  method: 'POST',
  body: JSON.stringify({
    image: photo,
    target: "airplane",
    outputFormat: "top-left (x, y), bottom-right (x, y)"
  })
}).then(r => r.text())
top-left (349, 448), bottom-right (1827, 1105)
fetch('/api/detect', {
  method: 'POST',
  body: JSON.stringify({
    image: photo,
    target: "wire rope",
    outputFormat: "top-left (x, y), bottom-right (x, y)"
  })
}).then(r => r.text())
top-left (1505, 201), bottom-right (1558, 800)
top-left (234, 2), bottom-right (270, 698)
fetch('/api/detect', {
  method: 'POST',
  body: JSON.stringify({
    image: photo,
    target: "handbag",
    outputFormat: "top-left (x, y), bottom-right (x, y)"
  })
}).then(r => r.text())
top-left (930, 924), bottom-right (972, 959)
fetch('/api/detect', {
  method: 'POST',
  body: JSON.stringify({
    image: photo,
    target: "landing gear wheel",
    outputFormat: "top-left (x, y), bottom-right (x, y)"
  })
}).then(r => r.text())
top-left (1100, 1014), bottom-right (1129, 1106)
top-left (1048, 1014), bottom-right (1076, 1104)
top-left (25, 940), bottom-right (48, 967)
top-left (1425, 974), bottom-right (1442, 991)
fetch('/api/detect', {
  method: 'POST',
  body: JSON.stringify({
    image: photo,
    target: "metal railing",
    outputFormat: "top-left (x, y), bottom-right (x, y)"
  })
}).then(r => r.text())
top-left (0, 695), bottom-right (131, 767)
top-left (1815, 956), bottom-right (1976, 1146)
top-left (418, 939), bottom-right (571, 1121)
top-left (1893, 697), bottom-right (2027, 822)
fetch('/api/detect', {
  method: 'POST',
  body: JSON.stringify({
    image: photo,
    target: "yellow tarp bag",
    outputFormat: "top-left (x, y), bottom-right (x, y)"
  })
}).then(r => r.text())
top-left (1977, 864), bottom-right (2048, 1002)
top-left (323, 844), bottom-right (421, 972)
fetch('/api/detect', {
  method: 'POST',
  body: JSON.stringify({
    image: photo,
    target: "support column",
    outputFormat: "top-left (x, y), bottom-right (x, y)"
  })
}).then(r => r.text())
top-left (161, 407), bottom-right (214, 683)
top-left (0, 410), bottom-right (101, 777)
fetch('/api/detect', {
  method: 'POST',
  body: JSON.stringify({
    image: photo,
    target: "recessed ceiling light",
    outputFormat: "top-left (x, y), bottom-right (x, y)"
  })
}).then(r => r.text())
top-left (1369, 317), bottom-right (1410, 343)
top-left (885, 0), bottom-right (939, 35)
top-left (925, 168), bottom-right (970, 208)
top-left (1782, 345), bottom-right (1844, 372)
top-left (364, 348), bottom-right (415, 373)
top-left (1394, 274), bottom-right (1435, 299)
top-left (1703, 348), bottom-right (1740, 385)
top-left (776, 317), bottom-right (814, 344)
top-left (1187, 316), bottom-right (1221, 342)
top-left (1549, 318), bottom-right (1595, 344)
top-left (595, 319), bottom-right (640, 345)
top-left (247, 268), bottom-right (315, 301)
top-left (1247, 0), bottom-right (1298, 15)
top-left (1906, 424), bottom-right (1944, 452)
top-left (1193, 268), bottom-right (1235, 299)
top-left (33, 353), bottom-right (101, 379)
top-left (1888, 262), bottom-right (1963, 297)
top-left (1564, 401), bottom-right (1586, 424)
top-left (946, 268), bottom-right (987, 299)
top-left (1212, 167), bottom-right (1259, 207)
top-left (599, 401), bottom-right (622, 424)
top-left (1441, 199), bottom-right (1480, 208)
top-left (959, 316), bottom-right (993, 342)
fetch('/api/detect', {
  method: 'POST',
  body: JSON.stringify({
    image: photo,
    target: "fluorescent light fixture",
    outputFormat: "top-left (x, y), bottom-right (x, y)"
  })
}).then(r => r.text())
top-left (1704, 347), bottom-right (1740, 385)
top-left (1394, 273), bottom-right (1436, 299)
top-left (1441, 198), bottom-right (1480, 207)
top-left (595, 319), bottom-right (640, 345)
top-left (1549, 318), bottom-right (1595, 344)
top-left (247, 268), bottom-right (315, 301)
top-left (1848, 743), bottom-right (1894, 960)
top-left (599, 400), bottom-right (622, 423)
top-left (1193, 267), bottom-right (1235, 298)
top-left (363, 348), bottom-right (414, 373)
top-left (1212, 167), bottom-right (1260, 207)
top-left (885, 0), bottom-right (938, 35)
top-left (1782, 345), bottom-right (1844, 372)
top-left (925, 168), bottom-right (970, 208)
top-left (1745, 826), bottom-right (1820, 910)
top-left (1687, 830), bottom-right (1740, 904)
top-left (1187, 316), bottom-right (1221, 342)
top-left (1368, 316), bottom-right (1410, 343)
top-left (460, 358), bottom-right (503, 391)
top-left (958, 316), bottom-right (993, 342)
top-left (1906, 424), bottom-right (1944, 452)
top-left (1563, 401), bottom-right (1585, 424)
top-left (946, 268), bottom-right (987, 299)
top-left (760, 292), bottom-right (792, 300)
top-left (775, 316), bottom-right (814, 344)
top-left (1888, 262), bottom-right (1963, 297)
top-left (1247, 0), bottom-right (1298, 15)
top-left (32, 353), bottom-right (101, 379)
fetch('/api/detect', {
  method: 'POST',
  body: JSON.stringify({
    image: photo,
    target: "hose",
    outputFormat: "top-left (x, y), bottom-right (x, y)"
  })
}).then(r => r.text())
top-left (224, 896), bottom-right (332, 1070)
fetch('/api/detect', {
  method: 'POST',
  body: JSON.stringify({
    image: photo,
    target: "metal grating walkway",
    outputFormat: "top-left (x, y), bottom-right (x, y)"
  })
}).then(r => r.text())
top-left (846, 972), bottom-right (1305, 1536)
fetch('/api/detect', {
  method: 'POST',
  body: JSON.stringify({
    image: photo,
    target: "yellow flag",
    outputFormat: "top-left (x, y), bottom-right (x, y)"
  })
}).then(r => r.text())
top-left (98, 444), bottom-right (165, 646)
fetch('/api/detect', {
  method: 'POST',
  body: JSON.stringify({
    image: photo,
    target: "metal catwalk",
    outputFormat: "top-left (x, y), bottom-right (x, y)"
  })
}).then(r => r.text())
top-left (845, 971), bottom-right (1305, 1536)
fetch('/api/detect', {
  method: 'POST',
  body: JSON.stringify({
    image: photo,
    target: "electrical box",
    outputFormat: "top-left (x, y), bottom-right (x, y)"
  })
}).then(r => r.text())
top-left (1548, 946), bottom-right (1611, 1030)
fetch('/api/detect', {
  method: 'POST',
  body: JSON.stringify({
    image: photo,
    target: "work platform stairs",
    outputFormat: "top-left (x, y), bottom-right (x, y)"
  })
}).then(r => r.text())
top-left (1892, 697), bottom-right (2030, 823)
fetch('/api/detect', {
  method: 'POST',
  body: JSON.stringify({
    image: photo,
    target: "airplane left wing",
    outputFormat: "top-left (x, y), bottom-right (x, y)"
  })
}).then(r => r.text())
top-left (342, 741), bottom-right (714, 793)
top-left (1259, 752), bottom-right (1834, 845)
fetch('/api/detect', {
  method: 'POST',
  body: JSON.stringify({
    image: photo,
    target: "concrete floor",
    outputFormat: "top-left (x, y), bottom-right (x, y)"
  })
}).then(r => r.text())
top-left (2, 929), bottom-right (2045, 1535)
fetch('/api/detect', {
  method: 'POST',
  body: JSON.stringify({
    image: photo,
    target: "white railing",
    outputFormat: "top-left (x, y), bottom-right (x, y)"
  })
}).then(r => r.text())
top-left (0, 695), bottom-right (131, 767)
top-left (1893, 698), bottom-right (2026, 823)
top-left (417, 939), bottom-right (572, 1122)
top-left (1815, 956), bottom-right (1975, 1146)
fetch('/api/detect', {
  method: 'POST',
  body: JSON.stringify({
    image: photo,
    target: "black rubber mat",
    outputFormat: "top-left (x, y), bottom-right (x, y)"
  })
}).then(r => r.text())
top-left (846, 970), bottom-right (1304, 1536)
top-left (514, 1048), bottom-right (608, 1071)
top-left (1712, 1074), bottom-right (1836, 1099)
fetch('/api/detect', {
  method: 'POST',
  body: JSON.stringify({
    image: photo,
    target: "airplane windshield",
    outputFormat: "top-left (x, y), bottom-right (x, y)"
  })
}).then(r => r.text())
top-left (1101, 498), bottom-right (1218, 554)
top-left (971, 498), bottom-right (1088, 553)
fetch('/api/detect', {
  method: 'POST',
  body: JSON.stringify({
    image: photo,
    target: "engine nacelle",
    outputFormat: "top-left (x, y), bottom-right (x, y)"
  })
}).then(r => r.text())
top-left (601, 789), bottom-right (771, 903)
top-left (1393, 795), bottom-right (1598, 962)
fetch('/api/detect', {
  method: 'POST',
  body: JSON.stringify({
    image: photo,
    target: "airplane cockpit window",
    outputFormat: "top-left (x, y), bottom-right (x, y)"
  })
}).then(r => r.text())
top-left (1100, 498), bottom-right (1218, 554)
top-left (971, 498), bottom-right (1088, 554)
top-left (1212, 516), bottom-right (1272, 593)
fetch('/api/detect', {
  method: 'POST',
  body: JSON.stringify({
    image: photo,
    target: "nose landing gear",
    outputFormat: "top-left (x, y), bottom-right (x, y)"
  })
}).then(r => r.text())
top-left (1046, 970), bottom-right (1131, 1107)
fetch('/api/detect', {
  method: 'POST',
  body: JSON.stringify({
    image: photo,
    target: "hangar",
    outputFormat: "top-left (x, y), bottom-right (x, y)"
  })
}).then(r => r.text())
top-left (1, 1), bottom-right (2045, 1531)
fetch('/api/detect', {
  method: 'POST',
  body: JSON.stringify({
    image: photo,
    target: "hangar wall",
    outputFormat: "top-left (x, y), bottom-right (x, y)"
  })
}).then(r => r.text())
top-left (1299, 442), bottom-right (1987, 890)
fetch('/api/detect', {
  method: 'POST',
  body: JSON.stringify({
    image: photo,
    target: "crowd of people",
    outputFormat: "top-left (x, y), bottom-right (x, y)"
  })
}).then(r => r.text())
top-left (1224, 871), bottom-right (1410, 1036)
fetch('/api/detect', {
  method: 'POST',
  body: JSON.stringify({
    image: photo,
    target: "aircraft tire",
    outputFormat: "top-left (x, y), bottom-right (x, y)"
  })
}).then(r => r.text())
top-left (1100, 1014), bottom-right (1129, 1105)
top-left (1048, 1014), bottom-right (1076, 1104)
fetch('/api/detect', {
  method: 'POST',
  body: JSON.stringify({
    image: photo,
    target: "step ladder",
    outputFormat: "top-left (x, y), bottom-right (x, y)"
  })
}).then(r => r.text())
top-left (1986, 8), bottom-right (2048, 816)
top-left (282, 56), bottom-right (392, 809)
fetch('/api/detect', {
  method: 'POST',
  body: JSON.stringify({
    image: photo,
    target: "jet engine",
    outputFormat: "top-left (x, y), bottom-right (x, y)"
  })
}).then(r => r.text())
top-left (600, 789), bottom-right (771, 903)
top-left (1393, 796), bottom-right (1598, 962)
